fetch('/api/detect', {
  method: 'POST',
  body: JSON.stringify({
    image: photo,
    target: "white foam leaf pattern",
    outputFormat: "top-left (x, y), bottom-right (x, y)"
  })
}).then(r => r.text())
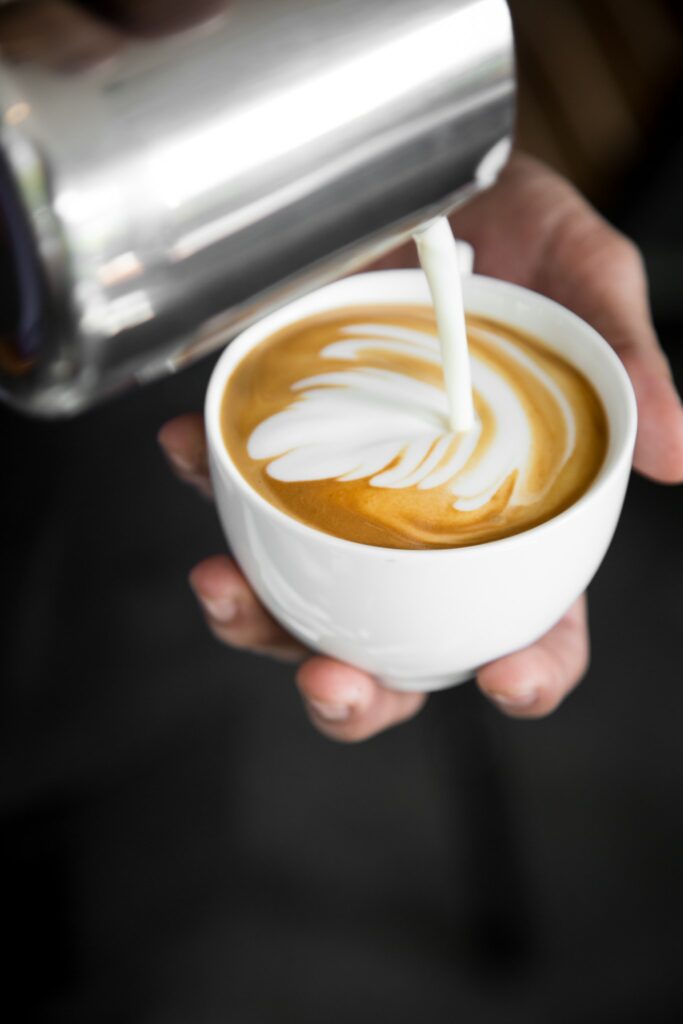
top-left (247, 323), bottom-right (575, 511)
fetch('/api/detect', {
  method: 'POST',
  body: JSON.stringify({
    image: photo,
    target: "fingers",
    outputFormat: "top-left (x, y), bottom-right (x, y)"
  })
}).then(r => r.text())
top-left (544, 220), bottom-right (683, 484)
top-left (191, 556), bottom-right (426, 739)
top-left (477, 595), bottom-right (589, 718)
top-left (190, 548), bottom-right (585, 733)
top-left (296, 659), bottom-right (426, 743)
top-left (0, 1), bottom-right (125, 73)
top-left (189, 555), bottom-right (305, 662)
top-left (607, 322), bottom-right (683, 484)
top-left (157, 414), bottom-right (213, 498)
top-left (451, 153), bottom-right (683, 485)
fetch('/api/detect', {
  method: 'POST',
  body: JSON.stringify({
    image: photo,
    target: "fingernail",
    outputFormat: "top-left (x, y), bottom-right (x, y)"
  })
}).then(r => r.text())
top-left (164, 449), bottom-right (194, 473)
top-left (307, 699), bottom-right (352, 722)
top-left (198, 594), bottom-right (238, 624)
top-left (488, 689), bottom-right (537, 709)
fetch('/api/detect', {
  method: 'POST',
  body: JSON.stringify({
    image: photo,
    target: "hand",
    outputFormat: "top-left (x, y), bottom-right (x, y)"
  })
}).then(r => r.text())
top-left (0, 1), bottom-right (229, 73)
top-left (158, 153), bottom-right (683, 741)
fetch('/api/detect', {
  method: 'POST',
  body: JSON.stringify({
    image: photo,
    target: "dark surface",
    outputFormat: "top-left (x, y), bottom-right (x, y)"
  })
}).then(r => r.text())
top-left (2, 157), bottom-right (683, 1024)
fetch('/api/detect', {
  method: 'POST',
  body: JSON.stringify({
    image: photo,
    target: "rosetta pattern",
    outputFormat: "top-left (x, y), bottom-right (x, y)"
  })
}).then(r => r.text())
top-left (247, 321), bottom-right (576, 513)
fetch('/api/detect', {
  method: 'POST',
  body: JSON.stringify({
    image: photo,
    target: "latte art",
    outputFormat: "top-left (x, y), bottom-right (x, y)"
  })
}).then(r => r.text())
top-left (222, 306), bottom-right (608, 548)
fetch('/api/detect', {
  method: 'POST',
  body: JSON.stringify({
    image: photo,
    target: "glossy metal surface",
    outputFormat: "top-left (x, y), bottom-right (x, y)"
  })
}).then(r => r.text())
top-left (0, 0), bottom-right (515, 416)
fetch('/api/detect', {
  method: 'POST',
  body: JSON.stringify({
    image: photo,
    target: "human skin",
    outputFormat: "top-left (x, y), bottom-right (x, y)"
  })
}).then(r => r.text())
top-left (159, 153), bottom-right (683, 742)
top-left (0, 0), bottom-right (229, 71)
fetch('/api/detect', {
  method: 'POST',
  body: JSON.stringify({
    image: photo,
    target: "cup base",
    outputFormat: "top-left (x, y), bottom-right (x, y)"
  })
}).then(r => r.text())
top-left (378, 669), bottom-right (475, 694)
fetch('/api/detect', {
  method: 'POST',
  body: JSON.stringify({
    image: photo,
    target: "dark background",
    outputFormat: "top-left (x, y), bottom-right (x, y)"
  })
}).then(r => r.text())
top-left (1, 2), bottom-right (683, 1021)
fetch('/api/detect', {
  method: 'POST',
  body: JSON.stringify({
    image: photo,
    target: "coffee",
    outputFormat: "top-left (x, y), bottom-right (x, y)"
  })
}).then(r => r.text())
top-left (221, 305), bottom-right (608, 549)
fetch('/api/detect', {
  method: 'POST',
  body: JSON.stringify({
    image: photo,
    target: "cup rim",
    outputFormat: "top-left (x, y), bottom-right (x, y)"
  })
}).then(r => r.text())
top-left (206, 269), bottom-right (638, 559)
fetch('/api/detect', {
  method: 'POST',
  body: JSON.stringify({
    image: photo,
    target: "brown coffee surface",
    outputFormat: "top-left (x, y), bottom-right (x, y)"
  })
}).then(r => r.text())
top-left (221, 305), bottom-right (608, 549)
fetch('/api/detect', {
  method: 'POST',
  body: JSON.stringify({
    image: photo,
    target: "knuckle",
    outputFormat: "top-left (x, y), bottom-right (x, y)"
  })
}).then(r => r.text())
top-left (607, 232), bottom-right (643, 278)
top-left (204, 614), bottom-right (250, 647)
top-left (216, 627), bottom-right (261, 650)
top-left (561, 213), bottom-right (644, 286)
top-left (206, 619), bottom-right (242, 647)
top-left (576, 649), bottom-right (591, 685)
top-left (210, 619), bottom-right (288, 655)
top-left (530, 676), bottom-right (583, 718)
top-left (400, 693), bottom-right (427, 721)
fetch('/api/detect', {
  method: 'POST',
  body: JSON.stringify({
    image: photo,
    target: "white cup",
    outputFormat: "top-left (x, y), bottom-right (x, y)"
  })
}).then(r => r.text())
top-left (205, 270), bottom-right (637, 693)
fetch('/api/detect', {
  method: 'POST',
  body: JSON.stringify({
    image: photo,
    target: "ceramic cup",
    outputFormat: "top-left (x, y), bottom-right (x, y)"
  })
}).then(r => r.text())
top-left (205, 270), bottom-right (637, 692)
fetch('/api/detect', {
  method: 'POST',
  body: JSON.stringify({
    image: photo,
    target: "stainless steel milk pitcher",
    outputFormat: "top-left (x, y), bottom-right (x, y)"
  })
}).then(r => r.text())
top-left (0, 0), bottom-right (515, 416)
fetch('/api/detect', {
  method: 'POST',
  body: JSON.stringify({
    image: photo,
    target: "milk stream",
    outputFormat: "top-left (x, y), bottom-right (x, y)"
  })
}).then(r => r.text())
top-left (413, 217), bottom-right (475, 434)
top-left (240, 217), bottom-right (589, 520)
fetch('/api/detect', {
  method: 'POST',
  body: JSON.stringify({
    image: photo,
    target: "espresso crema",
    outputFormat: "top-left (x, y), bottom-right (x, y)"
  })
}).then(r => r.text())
top-left (221, 306), bottom-right (608, 549)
